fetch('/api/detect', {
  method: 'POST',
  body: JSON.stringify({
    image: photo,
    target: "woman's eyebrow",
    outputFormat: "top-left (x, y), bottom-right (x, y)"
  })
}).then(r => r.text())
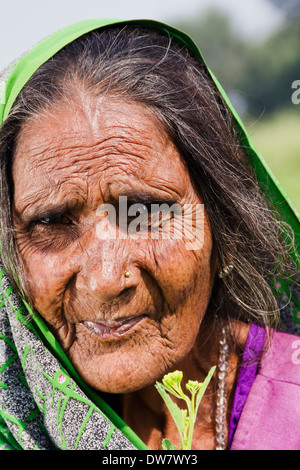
top-left (116, 189), bottom-right (179, 206)
top-left (14, 182), bottom-right (88, 222)
top-left (16, 189), bottom-right (180, 225)
top-left (16, 204), bottom-right (69, 228)
top-left (16, 197), bottom-right (86, 225)
top-left (25, 203), bottom-right (73, 222)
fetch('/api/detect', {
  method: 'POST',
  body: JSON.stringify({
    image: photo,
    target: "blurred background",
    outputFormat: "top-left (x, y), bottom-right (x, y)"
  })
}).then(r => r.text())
top-left (1, 0), bottom-right (299, 213)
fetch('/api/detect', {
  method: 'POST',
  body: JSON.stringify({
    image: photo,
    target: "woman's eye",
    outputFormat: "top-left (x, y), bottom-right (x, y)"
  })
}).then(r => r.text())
top-left (133, 204), bottom-right (148, 217)
top-left (127, 203), bottom-right (150, 222)
top-left (38, 214), bottom-right (74, 225)
top-left (125, 202), bottom-right (177, 234)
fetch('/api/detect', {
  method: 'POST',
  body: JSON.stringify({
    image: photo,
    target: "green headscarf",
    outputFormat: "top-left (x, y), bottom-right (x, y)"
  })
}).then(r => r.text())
top-left (0, 18), bottom-right (299, 450)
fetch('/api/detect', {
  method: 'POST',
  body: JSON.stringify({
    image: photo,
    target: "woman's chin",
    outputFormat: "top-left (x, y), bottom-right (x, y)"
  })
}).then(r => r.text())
top-left (76, 363), bottom-right (161, 395)
top-left (67, 341), bottom-right (169, 395)
top-left (55, 312), bottom-right (201, 394)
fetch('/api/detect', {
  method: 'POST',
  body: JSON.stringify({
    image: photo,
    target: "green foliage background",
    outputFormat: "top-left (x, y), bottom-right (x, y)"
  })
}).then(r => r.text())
top-left (174, 2), bottom-right (300, 214)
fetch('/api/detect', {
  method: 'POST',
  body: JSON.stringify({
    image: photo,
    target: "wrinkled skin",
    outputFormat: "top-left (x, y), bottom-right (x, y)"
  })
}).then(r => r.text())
top-left (12, 94), bottom-right (230, 448)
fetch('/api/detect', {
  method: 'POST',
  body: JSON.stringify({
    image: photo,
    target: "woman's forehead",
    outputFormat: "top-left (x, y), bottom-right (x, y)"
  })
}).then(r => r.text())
top-left (12, 97), bottom-right (190, 211)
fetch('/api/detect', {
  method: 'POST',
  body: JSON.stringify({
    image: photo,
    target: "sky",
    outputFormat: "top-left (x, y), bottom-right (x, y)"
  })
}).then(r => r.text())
top-left (0, 0), bottom-right (285, 71)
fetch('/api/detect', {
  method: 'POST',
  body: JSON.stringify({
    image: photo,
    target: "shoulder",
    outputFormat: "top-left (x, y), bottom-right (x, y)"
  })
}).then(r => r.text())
top-left (231, 330), bottom-right (300, 450)
top-left (260, 329), bottom-right (300, 384)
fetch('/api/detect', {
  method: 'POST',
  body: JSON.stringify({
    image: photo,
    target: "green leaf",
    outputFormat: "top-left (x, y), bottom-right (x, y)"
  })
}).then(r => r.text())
top-left (195, 365), bottom-right (216, 411)
top-left (162, 438), bottom-right (177, 450)
top-left (155, 382), bottom-right (185, 438)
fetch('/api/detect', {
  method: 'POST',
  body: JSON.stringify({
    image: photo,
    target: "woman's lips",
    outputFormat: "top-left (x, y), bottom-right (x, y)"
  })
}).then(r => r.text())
top-left (82, 314), bottom-right (148, 339)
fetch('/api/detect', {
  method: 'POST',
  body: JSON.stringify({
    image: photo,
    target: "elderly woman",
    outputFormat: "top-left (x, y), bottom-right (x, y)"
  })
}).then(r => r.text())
top-left (0, 19), bottom-right (299, 451)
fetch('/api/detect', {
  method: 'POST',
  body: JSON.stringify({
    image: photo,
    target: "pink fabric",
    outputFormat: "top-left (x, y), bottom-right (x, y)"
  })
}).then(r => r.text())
top-left (228, 324), bottom-right (265, 448)
top-left (231, 330), bottom-right (300, 450)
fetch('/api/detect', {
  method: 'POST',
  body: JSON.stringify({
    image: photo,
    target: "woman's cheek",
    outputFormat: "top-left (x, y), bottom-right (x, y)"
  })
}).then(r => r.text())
top-left (20, 250), bottom-right (71, 320)
top-left (149, 237), bottom-right (212, 303)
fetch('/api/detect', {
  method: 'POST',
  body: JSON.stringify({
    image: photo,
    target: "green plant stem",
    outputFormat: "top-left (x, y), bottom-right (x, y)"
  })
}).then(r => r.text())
top-left (186, 394), bottom-right (195, 450)
top-left (156, 366), bottom-right (216, 450)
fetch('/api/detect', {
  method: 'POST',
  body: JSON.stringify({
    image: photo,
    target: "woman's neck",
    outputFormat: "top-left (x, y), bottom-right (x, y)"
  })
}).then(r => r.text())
top-left (121, 318), bottom-right (249, 450)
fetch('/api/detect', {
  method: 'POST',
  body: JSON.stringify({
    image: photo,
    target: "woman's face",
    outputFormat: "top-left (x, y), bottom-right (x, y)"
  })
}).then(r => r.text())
top-left (12, 95), bottom-right (215, 393)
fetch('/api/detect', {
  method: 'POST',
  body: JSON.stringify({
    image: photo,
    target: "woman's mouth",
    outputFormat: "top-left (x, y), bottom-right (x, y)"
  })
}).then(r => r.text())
top-left (82, 314), bottom-right (148, 339)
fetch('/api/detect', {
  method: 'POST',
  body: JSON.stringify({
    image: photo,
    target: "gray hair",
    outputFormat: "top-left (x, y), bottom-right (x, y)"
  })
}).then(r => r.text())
top-left (0, 25), bottom-right (296, 343)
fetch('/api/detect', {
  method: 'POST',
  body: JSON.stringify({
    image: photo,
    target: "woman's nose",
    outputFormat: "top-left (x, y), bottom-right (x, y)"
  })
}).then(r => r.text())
top-left (74, 239), bottom-right (137, 303)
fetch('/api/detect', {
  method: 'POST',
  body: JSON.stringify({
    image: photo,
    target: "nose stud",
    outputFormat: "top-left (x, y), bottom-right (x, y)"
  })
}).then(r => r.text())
top-left (124, 271), bottom-right (131, 278)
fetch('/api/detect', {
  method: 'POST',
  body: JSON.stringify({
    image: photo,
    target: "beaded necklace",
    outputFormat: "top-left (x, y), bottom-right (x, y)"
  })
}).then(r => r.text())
top-left (215, 322), bottom-right (229, 450)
